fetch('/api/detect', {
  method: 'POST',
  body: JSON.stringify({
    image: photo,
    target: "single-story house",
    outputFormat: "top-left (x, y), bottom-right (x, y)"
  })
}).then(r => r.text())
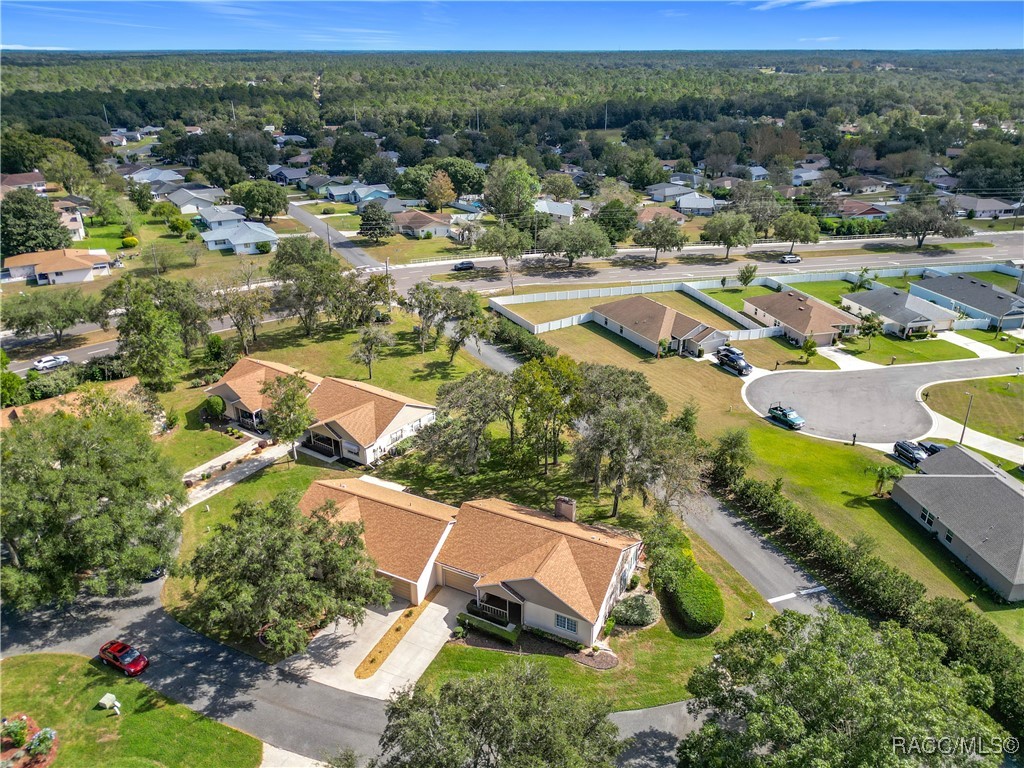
top-left (930, 176), bottom-right (960, 192)
top-left (840, 175), bottom-right (886, 194)
top-left (299, 174), bottom-right (348, 195)
top-left (591, 296), bottom-right (728, 357)
top-left (671, 172), bottom-right (703, 188)
top-left (200, 221), bottom-right (279, 254)
top-left (357, 197), bottom-right (408, 215)
top-left (945, 147), bottom-right (964, 159)
top-left (58, 207), bottom-right (86, 240)
top-left (270, 167), bottom-right (308, 186)
top-left (2, 248), bottom-right (111, 285)
top-left (910, 274), bottom-right (1024, 329)
top-left (392, 210), bottom-right (452, 239)
top-left (0, 171), bottom-right (46, 194)
top-left (101, 134), bottom-right (128, 147)
top-left (184, 126), bottom-right (204, 136)
top-left (792, 169), bottom-right (824, 186)
top-left (436, 496), bottom-right (643, 646)
top-left (745, 290), bottom-right (860, 346)
top-left (636, 206), bottom-right (685, 228)
top-left (199, 205), bottom-right (247, 230)
top-left (774, 185), bottom-right (798, 199)
top-left (166, 186), bottom-right (226, 214)
top-left (126, 168), bottom-right (185, 185)
top-left (205, 358), bottom-right (436, 465)
top-left (352, 185), bottom-right (395, 205)
top-left (275, 134), bottom-right (307, 147)
top-left (836, 199), bottom-right (892, 220)
top-left (840, 287), bottom-right (959, 337)
top-left (709, 176), bottom-right (746, 190)
top-left (0, 376), bottom-right (141, 429)
top-left (139, 125), bottom-right (164, 136)
top-left (674, 191), bottom-right (717, 216)
top-left (748, 165), bottom-right (770, 182)
top-left (533, 199), bottom-right (574, 224)
top-left (891, 446), bottom-right (1024, 602)
top-left (326, 183), bottom-right (359, 201)
top-left (288, 153), bottom-right (312, 168)
top-left (645, 183), bottom-right (690, 203)
top-left (951, 195), bottom-right (1021, 219)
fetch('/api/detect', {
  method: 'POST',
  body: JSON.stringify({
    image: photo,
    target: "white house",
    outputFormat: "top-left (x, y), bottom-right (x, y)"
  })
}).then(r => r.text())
top-left (840, 287), bottom-right (959, 337)
top-left (2, 248), bottom-right (111, 285)
top-left (0, 171), bottom-right (47, 194)
top-left (674, 191), bottom-right (716, 216)
top-left (58, 208), bottom-right (86, 240)
top-left (126, 168), bottom-right (185, 185)
top-left (792, 168), bottom-right (824, 186)
top-left (166, 186), bottom-right (226, 214)
top-left (199, 205), bottom-right (247, 230)
top-left (644, 183), bottom-right (691, 203)
top-left (748, 165), bottom-right (770, 182)
top-left (200, 221), bottom-right (279, 254)
top-left (534, 199), bottom-right (574, 224)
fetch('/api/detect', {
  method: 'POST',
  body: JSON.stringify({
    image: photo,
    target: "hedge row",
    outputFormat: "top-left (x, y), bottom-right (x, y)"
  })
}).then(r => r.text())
top-left (728, 475), bottom-right (1024, 736)
top-left (458, 613), bottom-right (521, 644)
top-left (492, 315), bottom-right (558, 361)
top-left (675, 567), bottom-right (725, 634)
top-left (646, 513), bottom-right (724, 635)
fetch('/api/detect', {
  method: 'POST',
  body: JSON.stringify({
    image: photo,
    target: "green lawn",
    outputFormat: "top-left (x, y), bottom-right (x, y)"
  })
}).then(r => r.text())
top-left (543, 322), bottom-right (1024, 647)
top-left (245, 314), bottom-right (484, 404)
top-left (836, 333), bottom-right (977, 365)
top-left (322, 214), bottom-right (361, 229)
top-left (351, 234), bottom-right (473, 265)
top-left (961, 270), bottom-right (1021, 292)
top-left (155, 384), bottom-right (236, 475)
top-left (872, 274), bottom-right (923, 291)
top-left (957, 328), bottom-right (1024, 354)
top-left (0, 654), bottom-right (261, 768)
top-left (700, 285), bottom-right (777, 313)
top-left (506, 290), bottom-right (745, 330)
top-left (972, 218), bottom-right (1024, 232)
top-left (735, 335), bottom-right (839, 371)
top-left (785, 279), bottom-right (858, 307)
top-left (266, 218), bottom-right (310, 234)
top-left (925, 377), bottom-right (1024, 444)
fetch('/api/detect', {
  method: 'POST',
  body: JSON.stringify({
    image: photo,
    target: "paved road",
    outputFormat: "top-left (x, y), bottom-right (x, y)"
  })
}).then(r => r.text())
top-left (288, 202), bottom-right (382, 269)
top-left (744, 356), bottom-right (1024, 443)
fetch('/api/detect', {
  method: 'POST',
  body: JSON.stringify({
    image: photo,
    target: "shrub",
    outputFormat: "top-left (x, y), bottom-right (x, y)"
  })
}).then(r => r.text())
top-left (522, 625), bottom-right (586, 651)
top-left (492, 316), bottom-right (558, 361)
top-left (121, 236), bottom-right (139, 248)
top-left (458, 613), bottom-right (520, 644)
top-left (602, 617), bottom-right (615, 637)
top-left (612, 593), bottom-right (661, 626)
top-left (165, 409), bottom-right (180, 429)
top-left (204, 395), bottom-right (226, 420)
top-left (256, 241), bottom-right (273, 254)
top-left (675, 567), bottom-right (725, 633)
top-left (452, 625), bottom-right (466, 639)
top-left (628, 573), bottom-right (640, 591)
top-left (189, 378), bottom-right (204, 388)
top-left (26, 728), bottom-right (56, 757)
top-left (2, 718), bottom-right (28, 748)
top-left (184, 479), bottom-right (194, 489)
top-left (423, 231), bottom-right (433, 239)
top-left (185, 229), bottom-right (198, 241)
top-left (321, 206), bottom-right (335, 215)
top-left (258, 439), bottom-right (268, 449)
top-left (202, 423), bottom-right (211, 431)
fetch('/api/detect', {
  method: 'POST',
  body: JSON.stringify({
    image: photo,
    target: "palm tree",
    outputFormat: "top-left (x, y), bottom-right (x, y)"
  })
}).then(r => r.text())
top-left (865, 464), bottom-right (904, 496)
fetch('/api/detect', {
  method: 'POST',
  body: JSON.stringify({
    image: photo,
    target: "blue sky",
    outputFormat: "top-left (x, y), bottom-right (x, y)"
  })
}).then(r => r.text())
top-left (1, 1), bottom-right (1022, 51)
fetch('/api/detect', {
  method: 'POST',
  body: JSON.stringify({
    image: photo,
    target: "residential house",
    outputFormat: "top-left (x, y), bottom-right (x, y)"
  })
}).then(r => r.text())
top-left (275, 134), bottom-right (307, 147)
top-left (199, 205), bottom-right (247, 230)
top-left (167, 186), bottom-right (227, 214)
top-left (774, 185), bottom-right (798, 199)
top-left (840, 175), bottom-right (887, 194)
top-left (840, 287), bottom-right (959, 337)
top-left (184, 126), bottom-right (204, 136)
top-left (199, 221), bottom-right (279, 254)
top-left (570, 199), bottom-right (595, 218)
top-left (744, 290), bottom-right (860, 346)
top-left (591, 296), bottom-right (728, 357)
top-left (0, 377), bottom-right (142, 429)
top-left (436, 496), bottom-right (642, 645)
top-left (57, 206), bottom-right (86, 240)
top-left (951, 195), bottom-right (1020, 219)
top-left (674, 191), bottom-right (717, 216)
top-left (2, 248), bottom-right (111, 285)
top-left (325, 183), bottom-right (359, 202)
top-left (658, 159), bottom-right (680, 172)
top-left (708, 176), bottom-right (746, 190)
top-left (357, 197), bottom-right (408, 215)
top-left (930, 176), bottom-right (960, 192)
top-left (533, 199), bottom-right (574, 224)
top-left (270, 167), bottom-right (309, 186)
top-left (645, 182), bottom-right (690, 203)
top-left (126, 168), bottom-right (185, 185)
top-left (791, 168), bottom-right (824, 186)
top-left (377, 150), bottom-right (401, 163)
top-left (945, 147), bottom-right (965, 159)
top-left (139, 125), bottom-right (164, 136)
top-left (1, 170), bottom-right (47, 195)
top-left (288, 153), bottom-right (312, 168)
top-left (636, 206), bottom-right (685, 228)
top-left (836, 199), bottom-right (892, 220)
top-left (891, 446), bottom-right (1023, 602)
top-left (671, 172), bottom-right (704, 188)
top-left (392, 210), bottom-right (453, 239)
top-left (747, 165), bottom-right (770, 182)
top-left (205, 358), bottom-right (322, 431)
top-left (910, 274), bottom-right (1024, 330)
top-left (352, 185), bottom-right (395, 205)
top-left (100, 134), bottom-right (128, 147)
top-left (299, 174), bottom-right (345, 195)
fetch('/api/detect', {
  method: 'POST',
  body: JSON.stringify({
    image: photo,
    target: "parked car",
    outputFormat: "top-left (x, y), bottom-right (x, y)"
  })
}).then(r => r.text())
top-left (452, 260), bottom-right (475, 272)
top-left (99, 641), bottom-right (149, 676)
top-left (779, 253), bottom-right (802, 264)
top-left (894, 440), bottom-right (929, 467)
top-left (715, 348), bottom-right (752, 376)
top-left (32, 355), bottom-right (70, 372)
top-left (768, 402), bottom-right (805, 430)
top-left (916, 441), bottom-right (946, 456)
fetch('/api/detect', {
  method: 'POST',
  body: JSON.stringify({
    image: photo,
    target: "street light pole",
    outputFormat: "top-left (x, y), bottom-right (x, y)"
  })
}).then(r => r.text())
top-left (959, 392), bottom-right (975, 445)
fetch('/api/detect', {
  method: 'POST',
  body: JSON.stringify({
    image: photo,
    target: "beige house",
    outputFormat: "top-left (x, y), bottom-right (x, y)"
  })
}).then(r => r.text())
top-left (392, 210), bottom-right (452, 239)
top-left (2, 248), bottom-right (111, 285)
top-left (745, 290), bottom-right (860, 346)
top-left (298, 480), bottom-right (643, 645)
top-left (591, 295), bottom-right (727, 357)
top-left (205, 358), bottom-right (436, 465)
top-left (636, 206), bottom-right (685, 229)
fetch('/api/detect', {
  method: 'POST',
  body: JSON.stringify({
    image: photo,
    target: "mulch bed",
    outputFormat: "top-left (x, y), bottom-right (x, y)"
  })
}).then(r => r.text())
top-left (454, 631), bottom-right (619, 670)
top-left (1, 714), bottom-right (59, 768)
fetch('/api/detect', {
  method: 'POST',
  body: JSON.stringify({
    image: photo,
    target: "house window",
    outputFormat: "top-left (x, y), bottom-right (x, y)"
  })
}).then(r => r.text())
top-left (54, 271), bottom-right (64, 277)
top-left (555, 614), bottom-right (578, 634)
top-left (618, 325), bottom-right (624, 334)
top-left (944, 530), bottom-right (953, 544)
top-left (920, 510), bottom-right (935, 527)
top-left (343, 440), bottom-right (360, 457)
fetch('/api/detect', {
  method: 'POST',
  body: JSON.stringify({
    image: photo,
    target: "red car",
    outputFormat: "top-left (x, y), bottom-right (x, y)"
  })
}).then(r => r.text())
top-left (99, 641), bottom-right (149, 676)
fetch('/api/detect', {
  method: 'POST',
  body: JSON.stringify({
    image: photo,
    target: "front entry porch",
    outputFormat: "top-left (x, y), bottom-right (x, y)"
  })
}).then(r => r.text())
top-left (470, 593), bottom-right (522, 626)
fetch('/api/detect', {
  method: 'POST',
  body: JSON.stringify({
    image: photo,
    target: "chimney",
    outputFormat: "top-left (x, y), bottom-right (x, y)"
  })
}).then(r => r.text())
top-left (554, 496), bottom-right (577, 522)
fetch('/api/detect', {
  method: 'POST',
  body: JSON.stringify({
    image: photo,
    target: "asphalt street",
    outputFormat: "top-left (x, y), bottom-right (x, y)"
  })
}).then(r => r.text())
top-left (744, 356), bottom-right (1024, 443)
top-left (288, 202), bottom-right (382, 269)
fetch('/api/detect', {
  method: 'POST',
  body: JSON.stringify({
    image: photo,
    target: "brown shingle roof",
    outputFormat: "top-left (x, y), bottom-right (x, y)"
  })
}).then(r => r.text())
top-left (746, 291), bottom-right (861, 336)
top-left (438, 498), bottom-right (640, 622)
top-left (636, 207), bottom-right (685, 225)
top-left (0, 171), bottom-right (45, 187)
top-left (0, 377), bottom-right (140, 429)
top-left (592, 295), bottom-right (707, 345)
top-left (2, 249), bottom-right (109, 272)
top-left (392, 210), bottom-right (451, 229)
top-left (307, 377), bottom-right (433, 446)
top-left (204, 358), bottom-right (322, 413)
top-left (299, 478), bottom-right (456, 582)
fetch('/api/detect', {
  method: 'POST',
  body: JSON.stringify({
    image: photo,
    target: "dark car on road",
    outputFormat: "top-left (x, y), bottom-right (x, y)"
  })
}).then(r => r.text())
top-left (452, 261), bottom-right (475, 272)
top-left (99, 641), bottom-right (149, 676)
top-left (768, 402), bottom-right (805, 430)
top-left (715, 347), bottom-right (753, 376)
top-left (894, 440), bottom-right (929, 467)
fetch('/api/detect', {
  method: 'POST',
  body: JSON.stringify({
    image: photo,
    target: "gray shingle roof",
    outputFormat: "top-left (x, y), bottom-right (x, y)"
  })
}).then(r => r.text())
top-left (841, 287), bottom-right (959, 326)
top-left (913, 275), bottom-right (1024, 319)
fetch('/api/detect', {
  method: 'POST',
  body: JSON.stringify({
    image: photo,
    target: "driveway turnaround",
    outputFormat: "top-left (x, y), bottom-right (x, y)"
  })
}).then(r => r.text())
top-left (744, 356), bottom-right (1024, 444)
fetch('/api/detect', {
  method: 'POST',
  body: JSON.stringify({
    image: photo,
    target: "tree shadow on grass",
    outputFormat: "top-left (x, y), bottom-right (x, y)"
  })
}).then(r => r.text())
top-left (519, 261), bottom-right (600, 279)
top-left (409, 360), bottom-right (460, 382)
top-left (668, 253), bottom-right (736, 267)
top-left (606, 255), bottom-right (667, 271)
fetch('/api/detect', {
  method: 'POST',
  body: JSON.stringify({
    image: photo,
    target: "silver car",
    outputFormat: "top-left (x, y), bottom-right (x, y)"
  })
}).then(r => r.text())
top-left (32, 355), bottom-right (71, 372)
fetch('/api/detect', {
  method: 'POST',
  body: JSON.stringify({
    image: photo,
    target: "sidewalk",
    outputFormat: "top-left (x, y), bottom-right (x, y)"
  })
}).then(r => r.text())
top-left (819, 346), bottom-right (883, 371)
top-left (927, 412), bottom-right (1024, 465)
top-left (185, 442), bottom-right (292, 509)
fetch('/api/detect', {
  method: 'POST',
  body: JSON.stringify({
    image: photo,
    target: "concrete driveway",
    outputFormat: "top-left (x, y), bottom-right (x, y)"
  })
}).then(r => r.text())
top-left (743, 356), bottom-right (1024, 444)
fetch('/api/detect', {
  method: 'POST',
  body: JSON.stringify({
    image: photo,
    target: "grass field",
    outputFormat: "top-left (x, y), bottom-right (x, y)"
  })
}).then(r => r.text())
top-left (155, 384), bottom-right (236, 474)
top-left (700, 285), bottom-right (776, 313)
top-left (352, 234), bottom-right (473, 265)
top-left (542, 322), bottom-right (1023, 646)
top-left (0, 654), bottom-right (261, 768)
top-left (836, 333), bottom-right (977, 366)
top-left (957, 328), bottom-right (1024, 354)
top-left (734, 335), bottom-right (839, 371)
top-left (266, 218), bottom-right (310, 234)
top-left (785, 279), bottom-right (858, 307)
top-left (960, 270), bottom-right (1022, 292)
top-left (925, 376), bottom-right (1024, 444)
top-left (971, 218), bottom-right (1024, 232)
top-left (872, 274), bottom-right (923, 291)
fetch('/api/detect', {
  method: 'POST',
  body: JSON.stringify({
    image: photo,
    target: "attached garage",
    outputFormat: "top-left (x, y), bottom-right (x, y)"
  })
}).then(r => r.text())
top-left (388, 576), bottom-right (415, 604)
top-left (442, 567), bottom-right (478, 595)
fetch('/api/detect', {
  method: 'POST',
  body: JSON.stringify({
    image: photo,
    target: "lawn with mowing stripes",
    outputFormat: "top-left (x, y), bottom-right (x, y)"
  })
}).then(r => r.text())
top-left (925, 376), bottom-right (1024, 444)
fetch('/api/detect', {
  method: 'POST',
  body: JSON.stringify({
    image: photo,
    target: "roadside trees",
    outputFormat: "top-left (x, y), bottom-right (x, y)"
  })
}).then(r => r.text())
top-left (537, 219), bottom-right (614, 267)
top-left (702, 212), bottom-right (756, 259)
top-left (773, 210), bottom-right (821, 253)
top-left (1, 288), bottom-right (96, 344)
top-left (476, 222), bottom-right (531, 294)
top-left (116, 293), bottom-right (186, 390)
top-left (405, 281), bottom-right (445, 353)
top-left (596, 198), bottom-right (638, 244)
top-left (0, 188), bottom-right (73, 257)
top-left (634, 214), bottom-right (688, 262)
top-left (888, 200), bottom-right (972, 248)
top-left (270, 236), bottom-right (343, 336)
top-left (357, 201), bottom-right (393, 245)
top-left (260, 372), bottom-right (315, 460)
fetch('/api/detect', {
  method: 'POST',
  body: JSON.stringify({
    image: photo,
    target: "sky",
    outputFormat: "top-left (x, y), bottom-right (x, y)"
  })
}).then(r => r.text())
top-left (1, 0), bottom-right (1022, 52)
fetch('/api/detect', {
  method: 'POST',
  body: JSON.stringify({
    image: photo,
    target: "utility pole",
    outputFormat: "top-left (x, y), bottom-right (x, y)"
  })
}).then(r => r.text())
top-left (604, 103), bottom-right (608, 131)
top-left (959, 392), bottom-right (975, 445)
top-left (103, 104), bottom-right (110, 128)
top-left (231, 101), bottom-right (236, 122)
